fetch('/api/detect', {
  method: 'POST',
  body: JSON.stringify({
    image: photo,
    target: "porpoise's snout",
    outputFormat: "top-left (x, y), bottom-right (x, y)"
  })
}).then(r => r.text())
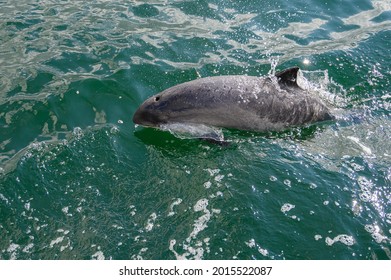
top-left (133, 98), bottom-right (168, 128)
top-left (132, 107), bottom-right (144, 125)
top-left (133, 106), bottom-right (157, 127)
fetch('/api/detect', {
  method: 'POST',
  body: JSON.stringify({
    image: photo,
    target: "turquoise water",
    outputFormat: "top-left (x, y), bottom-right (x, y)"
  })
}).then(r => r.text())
top-left (1, 0), bottom-right (390, 260)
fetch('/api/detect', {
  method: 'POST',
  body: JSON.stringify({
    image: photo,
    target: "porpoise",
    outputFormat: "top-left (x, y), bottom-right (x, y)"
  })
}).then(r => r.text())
top-left (133, 67), bottom-right (333, 135)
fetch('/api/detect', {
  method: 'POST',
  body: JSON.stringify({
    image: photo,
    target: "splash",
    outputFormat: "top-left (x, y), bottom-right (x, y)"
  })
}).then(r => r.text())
top-left (160, 122), bottom-right (224, 142)
top-left (267, 56), bottom-right (280, 76)
top-left (297, 69), bottom-right (348, 108)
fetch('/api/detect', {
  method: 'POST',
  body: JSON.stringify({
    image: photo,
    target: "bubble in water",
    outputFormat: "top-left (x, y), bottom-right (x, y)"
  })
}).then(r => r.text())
top-left (205, 168), bottom-right (220, 177)
top-left (6, 243), bottom-right (20, 260)
top-left (338, 235), bottom-right (355, 246)
top-left (22, 243), bottom-right (34, 253)
top-left (169, 198), bottom-right (215, 260)
top-left (364, 224), bottom-right (377, 234)
top-left (350, 162), bottom-right (364, 172)
top-left (145, 212), bottom-right (157, 232)
top-left (325, 234), bottom-right (355, 246)
top-left (72, 127), bottom-right (84, 139)
top-left (359, 192), bottom-right (371, 202)
top-left (364, 224), bottom-right (388, 243)
top-left (269, 176), bottom-right (277, 182)
top-left (214, 174), bottom-right (224, 182)
top-left (352, 199), bottom-right (362, 216)
top-left (110, 126), bottom-right (119, 134)
top-left (283, 179), bottom-right (291, 187)
top-left (194, 199), bottom-right (208, 212)
top-left (24, 202), bottom-right (30, 211)
top-left (91, 250), bottom-right (105, 260)
top-left (61, 206), bottom-right (69, 215)
top-left (258, 247), bottom-right (269, 257)
top-left (357, 176), bottom-right (374, 190)
top-left (386, 213), bottom-right (391, 224)
top-left (347, 136), bottom-right (372, 155)
top-left (168, 198), bottom-right (183, 217)
top-left (49, 236), bottom-right (65, 248)
top-left (281, 203), bottom-right (295, 213)
top-left (245, 239), bottom-right (256, 248)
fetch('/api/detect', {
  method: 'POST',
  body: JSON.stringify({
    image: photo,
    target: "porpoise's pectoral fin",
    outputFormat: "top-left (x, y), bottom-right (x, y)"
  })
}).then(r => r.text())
top-left (275, 66), bottom-right (300, 88)
top-left (160, 122), bottom-right (227, 143)
top-left (202, 138), bottom-right (231, 146)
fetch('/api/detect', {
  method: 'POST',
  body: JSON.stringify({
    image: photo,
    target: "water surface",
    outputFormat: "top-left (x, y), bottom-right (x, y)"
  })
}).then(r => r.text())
top-left (0, 0), bottom-right (390, 259)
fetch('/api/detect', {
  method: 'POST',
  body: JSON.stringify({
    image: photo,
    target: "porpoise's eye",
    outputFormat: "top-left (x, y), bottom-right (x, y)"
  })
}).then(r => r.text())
top-left (154, 96), bottom-right (160, 102)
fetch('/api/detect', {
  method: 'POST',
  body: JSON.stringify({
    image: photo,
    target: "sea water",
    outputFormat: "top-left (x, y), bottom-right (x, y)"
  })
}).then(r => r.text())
top-left (0, 0), bottom-right (390, 260)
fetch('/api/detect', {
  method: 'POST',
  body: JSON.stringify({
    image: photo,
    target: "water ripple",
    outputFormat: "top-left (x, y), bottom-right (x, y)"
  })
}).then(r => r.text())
top-left (1, 0), bottom-right (391, 260)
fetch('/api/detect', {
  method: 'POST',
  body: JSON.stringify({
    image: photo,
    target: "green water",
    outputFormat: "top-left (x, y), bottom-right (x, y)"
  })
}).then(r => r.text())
top-left (1, 0), bottom-right (390, 260)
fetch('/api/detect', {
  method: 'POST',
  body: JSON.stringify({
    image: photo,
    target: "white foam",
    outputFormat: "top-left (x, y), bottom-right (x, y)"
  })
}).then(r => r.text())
top-left (357, 176), bottom-right (374, 202)
top-left (245, 239), bottom-right (256, 248)
top-left (24, 202), bottom-right (30, 211)
top-left (386, 213), bottom-right (391, 224)
top-left (283, 179), bottom-right (291, 187)
top-left (194, 198), bottom-right (208, 212)
top-left (91, 250), bottom-right (105, 260)
top-left (281, 203), bottom-right (295, 213)
top-left (269, 176), bottom-right (277, 182)
top-left (314, 235), bottom-right (323, 241)
top-left (325, 234), bottom-right (355, 246)
top-left (365, 224), bottom-right (389, 243)
top-left (187, 212), bottom-right (210, 242)
top-left (62, 206), bottom-right (69, 214)
top-left (0, 193), bottom-right (9, 204)
top-left (131, 248), bottom-right (149, 260)
top-left (169, 198), bottom-right (215, 260)
top-left (7, 243), bottom-right (20, 259)
top-left (22, 243), bottom-right (34, 253)
top-left (245, 239), bottom-right (269, 256)
top-left (205, 168), bottom-right (220, 177)
top-left (49, 236), bottom-right (65, 248)
top-left (258, 247), bottom-right (269, 257)
top-left (214, 174), bottom-right (225, 182)
top-left (145, 212), bottom-right (157, 232)
top-left (347, 136), bottom-right (372, 155)
top-left (352, 200), bottom-right (362, 216)
top-left (168, 198), bottom-right (183, 217)
top-left (72, 127), bottom-right (84, 139)
top-left (129, 205), bottom-right (137, 216)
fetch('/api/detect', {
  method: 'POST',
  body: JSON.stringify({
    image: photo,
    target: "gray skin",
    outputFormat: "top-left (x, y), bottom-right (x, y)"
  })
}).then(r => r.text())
top-left (133, 67), bottom-right (334, 132)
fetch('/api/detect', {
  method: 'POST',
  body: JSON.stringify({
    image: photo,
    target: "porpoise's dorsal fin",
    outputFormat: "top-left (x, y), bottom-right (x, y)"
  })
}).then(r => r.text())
top-left (275, 66), bottom-right (300, 88)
